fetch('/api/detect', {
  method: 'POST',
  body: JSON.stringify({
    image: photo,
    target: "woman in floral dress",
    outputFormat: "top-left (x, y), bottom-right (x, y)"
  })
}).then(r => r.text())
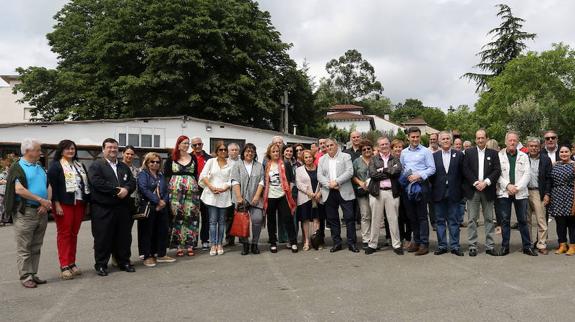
top-left (164, 135), bottom-right (201, 257)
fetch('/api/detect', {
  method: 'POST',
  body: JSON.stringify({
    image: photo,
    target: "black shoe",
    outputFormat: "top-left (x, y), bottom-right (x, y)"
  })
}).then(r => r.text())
top-left (523, 248), bottom-right (538, 256)
top-left (469, 248), bottom-right (478, 257)
top-left (291, 244), bottom-right (299, 253)
top-left (96, 267), bottom-right (108, 276)
top-left (119, 264), bottom-right (136, 273)
top-left (270, 244), bottom-right (278, 253)
top-left (365, 247), bottom-right (377, 255)
top-left (362, 242), bottom-right (369, 250)
top-left (348, 244), bottom-right (360, 253)
top-left (498, 248), bottom-right (509, 256)
top-left (241, 243), bottom-right (250, 255)
top-left (393, 248), bottom-right (404, 255)
top-left (330, 244), bottom-right (342, 253)
top-left (451, 249), bottom-right (464, 256)
top-left (485, 249), bottom-right (499, 256)
top-left (251, 243), bottom-right (260, 254)
top-left (434, 248), bottom-right (448, 255)
top-left (224, 239), bottom-right (236, 248)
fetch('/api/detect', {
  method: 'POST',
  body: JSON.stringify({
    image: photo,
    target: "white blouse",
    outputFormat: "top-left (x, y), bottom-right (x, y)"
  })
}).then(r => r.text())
top-left (199, 158), bottom-right (233, 208)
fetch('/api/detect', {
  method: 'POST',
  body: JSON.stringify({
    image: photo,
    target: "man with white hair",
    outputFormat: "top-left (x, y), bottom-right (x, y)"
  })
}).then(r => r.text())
top-left (3, 138), bottom-right (52, 288)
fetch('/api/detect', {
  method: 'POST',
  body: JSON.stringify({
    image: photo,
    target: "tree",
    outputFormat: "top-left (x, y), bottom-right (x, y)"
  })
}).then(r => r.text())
top-left (15, 0), bottom-right (309, 133)
top-left (420, 108), bottom-right (446, 131)
top-left (390, 98), bottom-right (425, 123)
top-left (474, 43), bottom-right (575, 142)
top-left (506, 95), bottom-right (545, 137)
top-left (462, 4), bottom-right (536, 92)
top-left (324, 49), bottom-right (383, 103)
top-left (445, 105), bottom-right (479, 141)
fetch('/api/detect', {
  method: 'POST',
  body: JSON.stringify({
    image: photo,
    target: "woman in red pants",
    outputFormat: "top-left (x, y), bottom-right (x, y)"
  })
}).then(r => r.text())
top-left (47, 140), bottom-right (90, 280)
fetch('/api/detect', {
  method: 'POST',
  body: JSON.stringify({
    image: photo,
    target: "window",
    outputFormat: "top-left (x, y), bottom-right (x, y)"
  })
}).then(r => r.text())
top-left (119, 133), bottom-right (127, 146)
top-left (128, 134), bottom-right (139, 147)
top-left (141, 134), bottom-right (152, 148)
top-left (153, 135), bottom-right (161, 148)
top-left (209, 138), bottom-right (245, 154)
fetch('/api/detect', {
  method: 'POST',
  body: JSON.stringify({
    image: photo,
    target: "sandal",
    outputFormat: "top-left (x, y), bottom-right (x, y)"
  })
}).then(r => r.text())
top-left (176, 249), bottom-right (185, 257)
top-left (69, 264), bottom-right (82, 276)
top-left (187, 248), bottom-right (195, 256)
top-left (60, 267), bottom-right (74, 280)
top-left (303, 244), bottom-right (310, 251)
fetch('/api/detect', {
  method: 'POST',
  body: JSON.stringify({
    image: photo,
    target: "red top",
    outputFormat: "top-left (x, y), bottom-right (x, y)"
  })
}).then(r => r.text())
top-left (195, 152), bottom-right (207, 174)
top-left (314, 151), bottom-right (324, 166)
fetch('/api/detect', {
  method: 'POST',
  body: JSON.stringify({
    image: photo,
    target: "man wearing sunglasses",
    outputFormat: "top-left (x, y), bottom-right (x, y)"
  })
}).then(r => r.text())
top-left (542, 130), bottom-right (559, 164)
top-left (191, 137), bottom-right (213, 251)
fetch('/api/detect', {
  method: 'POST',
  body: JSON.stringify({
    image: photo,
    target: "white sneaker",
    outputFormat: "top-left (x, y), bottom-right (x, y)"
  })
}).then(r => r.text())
top-left (156, 256), bottom-right (176, 263)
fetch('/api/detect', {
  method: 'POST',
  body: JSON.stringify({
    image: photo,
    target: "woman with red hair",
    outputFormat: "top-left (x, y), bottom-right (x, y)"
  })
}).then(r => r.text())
top-left (164, 135), bottom-right (200, 257)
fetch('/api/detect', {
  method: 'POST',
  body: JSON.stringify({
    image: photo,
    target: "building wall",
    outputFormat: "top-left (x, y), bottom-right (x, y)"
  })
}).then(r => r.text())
top-left (0, 80), bottom-right (33, 123)
top-left (0, 118), bottom-right (316, 156)
top-left (369, 115), bottom-right (404, 135)
top-left (328, 120), bottom-right (372, 133)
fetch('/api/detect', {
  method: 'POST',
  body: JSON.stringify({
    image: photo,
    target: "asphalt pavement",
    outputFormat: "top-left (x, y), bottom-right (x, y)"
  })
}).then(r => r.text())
top-left (0, 219), bottom-right (573, 322)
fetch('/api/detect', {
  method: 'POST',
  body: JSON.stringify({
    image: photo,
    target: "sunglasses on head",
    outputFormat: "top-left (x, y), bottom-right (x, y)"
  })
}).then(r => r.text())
top-left (545, 136), bottom-right (557, 141)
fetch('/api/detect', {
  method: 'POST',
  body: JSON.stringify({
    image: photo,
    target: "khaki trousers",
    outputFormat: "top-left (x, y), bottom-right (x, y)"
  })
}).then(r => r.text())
top-left (527, 190), bottom-right (547, 249)
top-left (369, 190), bottom-right (400, 249)
top-left (357, 196), bottom-right (372, 243)
top-left (13, 206), bottom-right (48, 281)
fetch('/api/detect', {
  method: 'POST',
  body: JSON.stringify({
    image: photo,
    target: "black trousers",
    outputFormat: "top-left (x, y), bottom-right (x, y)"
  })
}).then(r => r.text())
top-left (403, 189), bottom-right (430, 246)
top-left (556, 216), bottom-right (575, 244)
top-left (325, 190), bottom-right (356, 246)
top-left (224, 205), bottom-right (235, 242)
top-left (91, 203), bottom-right (132, 269)
top-left (266, 196), bottom-right (297, 245)
top-left (138, 207), bottom-right (169, 259)
top-left (398, 197), bottom-right (412, 241)
top-left (200, 198), bottom-right (209, 244)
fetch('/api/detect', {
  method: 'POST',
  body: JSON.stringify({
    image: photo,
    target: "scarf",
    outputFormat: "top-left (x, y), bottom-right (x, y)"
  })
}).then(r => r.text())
top-left (61, 159), bottom-right (90, 195)
top-left (263, 159), bottom-right (297, 215)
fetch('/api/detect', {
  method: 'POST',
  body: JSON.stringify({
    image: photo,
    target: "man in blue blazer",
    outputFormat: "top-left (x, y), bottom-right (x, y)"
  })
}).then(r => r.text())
top-left (430, 132), bottom-right (465, 256)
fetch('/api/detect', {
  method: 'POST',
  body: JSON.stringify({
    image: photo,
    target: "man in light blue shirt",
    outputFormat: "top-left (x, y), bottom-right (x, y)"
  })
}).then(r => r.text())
top-left (400, 127), bottom-right (436, 255)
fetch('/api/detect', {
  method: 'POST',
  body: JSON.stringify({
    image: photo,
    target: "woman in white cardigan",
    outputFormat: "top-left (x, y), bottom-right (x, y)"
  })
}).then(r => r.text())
top-left (200, 141), bottom-right (233, 256)
top-left (296, 150), bottom-right (322, 250)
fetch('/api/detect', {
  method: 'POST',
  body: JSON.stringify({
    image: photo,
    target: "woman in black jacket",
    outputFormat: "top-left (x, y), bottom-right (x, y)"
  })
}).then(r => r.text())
top-left (47, 140), bottom-right (90, 280)
top-left (137, 152), bottom-right (175, 267)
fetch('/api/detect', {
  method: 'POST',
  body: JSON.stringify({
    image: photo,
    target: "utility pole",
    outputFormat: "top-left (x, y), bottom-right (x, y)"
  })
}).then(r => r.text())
top-left (282, 90), bottom-right (289, 133)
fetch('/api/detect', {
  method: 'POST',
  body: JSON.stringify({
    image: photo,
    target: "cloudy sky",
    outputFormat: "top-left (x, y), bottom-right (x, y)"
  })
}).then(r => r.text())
top-left (1, 0), bottom-right (574, 110)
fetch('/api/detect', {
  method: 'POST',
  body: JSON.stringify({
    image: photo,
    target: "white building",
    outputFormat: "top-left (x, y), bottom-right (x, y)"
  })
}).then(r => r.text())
top-left (326, 104), bottom-right (404, 135)
top-left (0, 75), bottom-right (36, 123)
top-left (0, 116), bottom-right (317, 163)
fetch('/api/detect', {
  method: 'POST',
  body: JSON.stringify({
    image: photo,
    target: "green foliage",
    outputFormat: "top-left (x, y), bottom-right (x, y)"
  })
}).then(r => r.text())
top-left (462, 4), bottom-right (536, 92)
top-left (15, 0), bottom-right (317, 134)
top-left (445, 105), bottom-right (479, 141)
top-left (390, 98), bottom-right (446, 131)
top-left (475, 43), bottom-right (575, 143)
top-left (324, 49), bottom-right (383, 103)
top-left (420, 108), bottom-right (446, 131)
top-left (358, 96), bottom-right (393, 118)
top-left (506, 95), bottom-right (545, 137)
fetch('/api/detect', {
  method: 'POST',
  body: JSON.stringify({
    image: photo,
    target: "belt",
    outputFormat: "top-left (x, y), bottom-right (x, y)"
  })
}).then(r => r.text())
top-left (528, 187), bottom-right (539, 190)
top-left (26, 204), bottom-right (40, 209)
top-left (380, 187), bottom-right (392, 191)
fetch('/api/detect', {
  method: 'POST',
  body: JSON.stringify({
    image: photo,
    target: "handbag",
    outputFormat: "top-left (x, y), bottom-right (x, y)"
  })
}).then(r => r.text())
top-left (230, 203), bottom-right (250, 238)
top-left (133, 180), bottom-right (160, 220)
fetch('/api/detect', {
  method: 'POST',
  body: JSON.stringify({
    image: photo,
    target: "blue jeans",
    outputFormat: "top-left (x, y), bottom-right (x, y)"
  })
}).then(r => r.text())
top-left (498, 197), bottom-right (530, 249)
top-left (457, 201), bottom-right (465, 225)
top-left (434, 198), bottom-right (461, 250)
top-left (208, 205), bottom-right (227, 246)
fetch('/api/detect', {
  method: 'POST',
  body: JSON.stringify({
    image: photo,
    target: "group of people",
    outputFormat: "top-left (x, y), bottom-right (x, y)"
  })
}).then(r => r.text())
top-left (2, 126), bottom-right (574, 289)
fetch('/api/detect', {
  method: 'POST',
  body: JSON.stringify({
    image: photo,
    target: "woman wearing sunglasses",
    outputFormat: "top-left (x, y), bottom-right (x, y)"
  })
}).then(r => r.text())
top-left (137, 153), bottom-right (175, 267)
top-left (199, 141), bottom-right (233, 256)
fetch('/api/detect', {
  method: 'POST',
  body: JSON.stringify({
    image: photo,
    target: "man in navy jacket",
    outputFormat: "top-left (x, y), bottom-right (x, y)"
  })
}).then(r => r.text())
top-left (430, 132), bottom-right (465, 256)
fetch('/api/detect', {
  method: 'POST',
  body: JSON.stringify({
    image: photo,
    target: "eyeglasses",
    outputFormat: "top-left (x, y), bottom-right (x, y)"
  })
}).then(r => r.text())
top-left (192, 143), bottom-right (203, 147)
top-left (149, 160), bottom-right (160, 164)
top-left (545, 136), bottom-right (557, 141)
top-left (362, 148), bottom-right (372, 152)
top-left (295, 148), bottom-right (303, 152)
top-left (218, 148), bottom-right (227, 152)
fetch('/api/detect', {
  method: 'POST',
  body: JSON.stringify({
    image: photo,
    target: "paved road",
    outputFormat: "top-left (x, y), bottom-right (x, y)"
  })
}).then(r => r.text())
top-left (0, 219), bottom-right (573, 322)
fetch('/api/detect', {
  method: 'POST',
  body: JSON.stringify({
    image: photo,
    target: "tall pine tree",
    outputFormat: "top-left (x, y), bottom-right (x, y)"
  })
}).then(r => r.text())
top-left (462, 4), bottom-right (536, 92)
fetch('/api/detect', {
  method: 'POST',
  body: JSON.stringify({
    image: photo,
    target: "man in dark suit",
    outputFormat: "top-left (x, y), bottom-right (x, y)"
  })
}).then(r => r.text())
top-left (527, 137), bottom-right (552, 254)
top-left (88, 138), bottom-right (136, 276)
top-left (462, 129), bottom-right (501, 257)
top-left (430, 132), bottom-right (465, 256)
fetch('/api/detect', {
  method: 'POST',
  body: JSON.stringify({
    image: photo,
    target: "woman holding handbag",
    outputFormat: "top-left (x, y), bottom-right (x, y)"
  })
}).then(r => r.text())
top-left (352, 139), bottom-right (373, 250)
top-left (264, 143), bottom-right (298, 253)
top-left (137, 152), bottom-right (175, 267)
top-left (199, 141), bottom-right (233, 256)
top-left (296, 150), bottom-right (322, 251)
top-left (545, 145), bottom-right (575, 255)
top-left (231, 143), bottom-right (265, 255)
top-left (47, 140), bottom-right (90, 280)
